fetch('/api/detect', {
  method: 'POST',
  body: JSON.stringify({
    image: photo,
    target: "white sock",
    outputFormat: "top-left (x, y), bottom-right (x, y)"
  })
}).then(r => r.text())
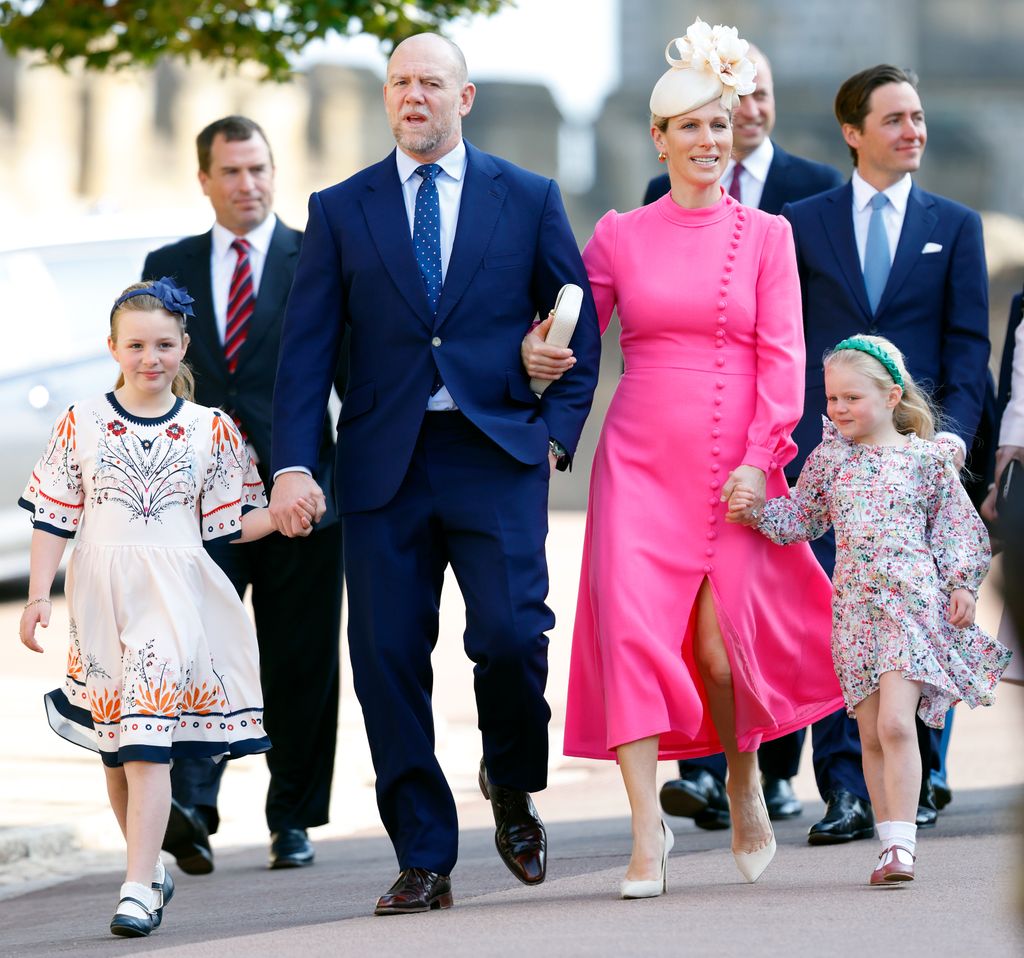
top-left (886, 820), bottom-right (917, 866)
top-left (151, 856), bottom-right (165, 886)
top-left (876, 820), bottom-right (892, 855)
top-left (116, 881), bottom-right (153, 920)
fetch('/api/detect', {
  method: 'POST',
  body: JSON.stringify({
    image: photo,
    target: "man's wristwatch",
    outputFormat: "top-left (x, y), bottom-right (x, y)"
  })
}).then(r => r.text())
top-left (549, 438), bottom-right (570, 472)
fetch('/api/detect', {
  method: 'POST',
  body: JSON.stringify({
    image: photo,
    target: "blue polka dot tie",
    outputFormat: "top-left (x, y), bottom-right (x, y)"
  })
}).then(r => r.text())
top-left (414, 163), bottom-right (445, 394)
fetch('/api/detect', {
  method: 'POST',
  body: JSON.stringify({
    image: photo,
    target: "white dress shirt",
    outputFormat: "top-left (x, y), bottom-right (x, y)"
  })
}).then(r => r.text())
top-left (395, 140), bottom-right (468, 411)
top-left (724, 137), bottom-right (773, 211)
top-left (851, 170), bottom-right (911, 271)
top-left (210, 213), bottom-right (277, 343)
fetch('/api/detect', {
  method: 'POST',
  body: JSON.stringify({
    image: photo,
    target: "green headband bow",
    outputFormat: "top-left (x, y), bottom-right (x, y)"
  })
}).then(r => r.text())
top-left (831, 337), bottom-right (904, 388)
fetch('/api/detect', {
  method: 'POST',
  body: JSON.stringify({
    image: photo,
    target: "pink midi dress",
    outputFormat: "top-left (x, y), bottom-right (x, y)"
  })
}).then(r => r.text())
top-left (563, 191), bottom-right (844, 761)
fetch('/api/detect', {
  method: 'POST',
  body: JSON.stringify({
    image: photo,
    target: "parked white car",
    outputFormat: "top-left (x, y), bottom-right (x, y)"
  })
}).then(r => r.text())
top-left (0, 213), bottom-right (209, 582)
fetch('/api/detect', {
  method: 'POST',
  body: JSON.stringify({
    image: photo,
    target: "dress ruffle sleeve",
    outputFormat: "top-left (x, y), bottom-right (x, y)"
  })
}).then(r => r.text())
top-left (742, 215), bottom-right (805, 475)
top-left (582, 210), bottom-right (619, 335)
top-left (924, 444), bottom-right (991, 595)
top-left (201, 409), bottom-right (267, 543)
top-left (19, 405), bottom-right (84, 538)
top-left (757, 418), bottom-right (840, 545)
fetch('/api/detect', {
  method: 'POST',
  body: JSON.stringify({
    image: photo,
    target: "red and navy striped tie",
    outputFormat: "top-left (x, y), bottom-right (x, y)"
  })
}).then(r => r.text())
top-left (224, 238), bottom-right (254, 373)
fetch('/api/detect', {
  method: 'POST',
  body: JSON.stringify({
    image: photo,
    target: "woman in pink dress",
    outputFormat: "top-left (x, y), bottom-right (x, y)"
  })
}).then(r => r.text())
top-left (526, 19), bottom-right (843, 896)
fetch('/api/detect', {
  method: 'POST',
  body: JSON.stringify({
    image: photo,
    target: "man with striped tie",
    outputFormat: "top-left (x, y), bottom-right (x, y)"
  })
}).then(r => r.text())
top-left (144, 116), bottom-right (347, 874)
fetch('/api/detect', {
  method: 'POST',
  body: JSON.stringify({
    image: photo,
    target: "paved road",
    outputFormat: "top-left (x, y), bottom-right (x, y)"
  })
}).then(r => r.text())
top-left (1, 514), bottom-right (1022, 955)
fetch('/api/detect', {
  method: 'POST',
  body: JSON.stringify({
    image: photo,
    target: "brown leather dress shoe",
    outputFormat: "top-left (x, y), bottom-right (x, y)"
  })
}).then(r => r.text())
top-left (478, 758), bottom-right (546, 885)
top-left (374, 868), bottom-right (453, 916)
top-left (869, 845), bottom-right (916, 885)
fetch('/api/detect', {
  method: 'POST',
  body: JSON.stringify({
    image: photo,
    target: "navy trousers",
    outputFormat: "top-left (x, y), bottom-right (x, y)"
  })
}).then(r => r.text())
top-left (170, 521), bottom-right (343, 833)
top-left (343, 411), bottom-right (553, 875)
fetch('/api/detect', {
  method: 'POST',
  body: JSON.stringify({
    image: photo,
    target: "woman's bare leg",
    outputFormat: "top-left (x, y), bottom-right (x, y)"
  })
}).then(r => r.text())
top-left (616, 735), bottom-right (664, 880)
top-left (693, 579), bottom-right (772, 855)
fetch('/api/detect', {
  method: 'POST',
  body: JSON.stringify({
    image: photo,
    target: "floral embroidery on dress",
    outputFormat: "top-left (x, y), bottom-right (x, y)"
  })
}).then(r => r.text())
top-left (92, 412), bottom-right (198, 524)
top-left (121, 639), bottom-right (184, 719)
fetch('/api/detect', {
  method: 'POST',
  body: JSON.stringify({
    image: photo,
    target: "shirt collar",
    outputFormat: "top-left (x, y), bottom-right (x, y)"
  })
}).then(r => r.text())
top-left (852, 170), bottom-right (912, 215)
top-left (395, 140), bottom-right (467, 184)
top-left (730, 137), bottom-right (774, 182)
top-left (211, 213), bottom-right (277, 259)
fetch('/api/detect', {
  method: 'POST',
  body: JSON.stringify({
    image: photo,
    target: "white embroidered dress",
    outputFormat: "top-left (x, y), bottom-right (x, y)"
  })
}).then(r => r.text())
top-left (20, 393), bottom-right (270, 766)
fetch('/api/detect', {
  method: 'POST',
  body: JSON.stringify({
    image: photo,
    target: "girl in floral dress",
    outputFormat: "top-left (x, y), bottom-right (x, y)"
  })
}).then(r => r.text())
top-left (17, 279), bottom-right (314, 938)
top-left (727, 335), bottom-right (1011, 886)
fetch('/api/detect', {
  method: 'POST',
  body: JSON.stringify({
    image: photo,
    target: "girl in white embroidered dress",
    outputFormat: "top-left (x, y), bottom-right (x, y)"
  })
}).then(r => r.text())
top-left (18, 280), bottom-right (314, 938)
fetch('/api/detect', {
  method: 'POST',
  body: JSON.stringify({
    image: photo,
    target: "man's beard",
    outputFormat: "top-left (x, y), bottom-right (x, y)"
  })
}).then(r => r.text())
top-left (393, 110), bottom-right (457, 157)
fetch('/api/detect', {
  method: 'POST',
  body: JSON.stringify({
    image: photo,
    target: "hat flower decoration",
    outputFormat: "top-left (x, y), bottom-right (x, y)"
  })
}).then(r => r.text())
top-left (650, 17), bottom-right (757, 117)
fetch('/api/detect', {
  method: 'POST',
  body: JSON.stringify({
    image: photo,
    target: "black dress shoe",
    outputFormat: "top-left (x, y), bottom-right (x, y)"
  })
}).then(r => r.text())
top-left (269, 828), bottom-right (315, 869)
top-left (374, 868), bottom-right (453, 916)
top-left (763, 777), bottom-right (803, 820)
top-left (162, 798), bottom-right (214, 875)
top-left (659, 770), bottom-right (730, 830)
top-left (807, 790), bottom-right (875, 845)
top-left (478, 759), bottom-right (546, 885)
top-left (933, 781), bottom-right (952, 810)
top-left (916, 780), bottom-right (938, 829)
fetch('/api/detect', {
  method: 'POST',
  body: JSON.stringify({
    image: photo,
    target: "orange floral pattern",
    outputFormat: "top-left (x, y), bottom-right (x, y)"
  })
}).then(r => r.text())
top-left (89, 687), bottom-right (122, 724)
top-left (180, 681), bottom-right (225, 715)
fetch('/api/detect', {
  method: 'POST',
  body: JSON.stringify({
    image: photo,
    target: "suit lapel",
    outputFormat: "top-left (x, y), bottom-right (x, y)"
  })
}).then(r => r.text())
top-left (819, 183), bottom-right (873, 320)
top-left (361, 153), bottom-right (434, 330)
top-left (876, 185), bottom-right (937, 316)
top-left (235, 221), bottom-right (297, 364)
top-left (757, 143), bottom-right (788, 215)
top-left (176, 233), bottom-right (227, 376)
top-left (433, 144), bottom-right (506, 332)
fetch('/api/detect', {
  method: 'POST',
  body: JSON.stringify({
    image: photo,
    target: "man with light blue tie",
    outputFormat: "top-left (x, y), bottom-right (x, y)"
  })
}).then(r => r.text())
top-left (783, 64), bottom-right (989, 844)
top-left (268, 32), bottom-right (600, 915)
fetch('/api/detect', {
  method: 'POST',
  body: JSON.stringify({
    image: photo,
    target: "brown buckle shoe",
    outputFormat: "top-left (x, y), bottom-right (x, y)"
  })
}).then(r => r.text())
top-left (869, 844), bottom-right (916, 885)
top-left (374, 868), bottom-right (453, 916)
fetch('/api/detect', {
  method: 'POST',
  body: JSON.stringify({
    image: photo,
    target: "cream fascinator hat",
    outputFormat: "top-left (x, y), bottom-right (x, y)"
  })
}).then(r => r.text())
top-left (650, 17), bottom-right (757, 117)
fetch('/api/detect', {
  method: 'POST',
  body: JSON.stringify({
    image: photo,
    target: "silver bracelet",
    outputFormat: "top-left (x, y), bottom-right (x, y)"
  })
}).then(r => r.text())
top-left (24, 598), bottom-right (52, 610)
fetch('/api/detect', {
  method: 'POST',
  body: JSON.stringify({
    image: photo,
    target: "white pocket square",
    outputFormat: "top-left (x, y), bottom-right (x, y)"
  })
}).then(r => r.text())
top-left (922, 242), bottom-right (942, 254)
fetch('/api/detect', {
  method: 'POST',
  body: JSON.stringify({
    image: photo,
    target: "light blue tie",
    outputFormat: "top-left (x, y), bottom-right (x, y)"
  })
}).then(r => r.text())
top-left (414, 164), bottom-right (445, 394)
top-left (863, 192), bottom-right (891, 313)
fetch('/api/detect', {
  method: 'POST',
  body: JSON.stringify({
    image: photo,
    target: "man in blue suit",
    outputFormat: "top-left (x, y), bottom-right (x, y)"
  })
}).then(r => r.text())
top-left (782, 64), bottom-right (989, 844)
top-left (647, 46), bottom-right (843, 829)
top-left (269, 33), bottom-right (600, 915)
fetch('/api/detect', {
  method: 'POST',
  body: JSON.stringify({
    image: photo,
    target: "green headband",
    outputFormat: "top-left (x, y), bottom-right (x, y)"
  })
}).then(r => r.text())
top-left (831, 337), bottom-right (904, 388)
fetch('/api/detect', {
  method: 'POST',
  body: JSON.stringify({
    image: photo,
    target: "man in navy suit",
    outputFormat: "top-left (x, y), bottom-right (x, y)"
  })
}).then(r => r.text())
top-left (646, 46), bottom-right (844, 829)
top-left (269, 33), bottom-right (600, 915)
top-left (782, 64), bottom-right (989, 844)
top-left (145, 117), bottom-right (346, 872)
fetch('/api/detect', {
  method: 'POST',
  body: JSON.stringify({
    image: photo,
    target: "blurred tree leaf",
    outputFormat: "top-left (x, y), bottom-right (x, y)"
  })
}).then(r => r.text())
top-left (0, 1), bottom-right (512, 80)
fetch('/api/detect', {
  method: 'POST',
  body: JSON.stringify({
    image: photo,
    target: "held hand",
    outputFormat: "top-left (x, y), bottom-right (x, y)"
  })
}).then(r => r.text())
top-left (947, 588), bottom-right (976, 628)
top-left (270, 473), bottom-right (325, 538)
top-left (19, 601), bottom-right (50, 653)
top-left (721, 465), bottom-right (766, 525)
top-left (725, 485), bottom-right (757, 524)
top-left (522, 313), bottom-right (575, 382)
top-left (980, 484), bottom-right (998, 524)
top-left (291, 498), bottom-right (316, 538)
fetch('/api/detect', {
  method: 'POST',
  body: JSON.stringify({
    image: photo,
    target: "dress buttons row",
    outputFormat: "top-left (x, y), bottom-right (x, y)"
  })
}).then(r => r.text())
top-left (704, 201), bottom-right (747, 577)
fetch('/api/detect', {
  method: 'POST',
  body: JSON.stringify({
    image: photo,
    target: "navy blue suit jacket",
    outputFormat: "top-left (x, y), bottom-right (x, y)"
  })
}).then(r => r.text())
top-left (783, 181), bottom-right (990, 476)
top-left (642, 142), bottom-right (843, 214)
top-left (272, 142), bottom-right (600, 514)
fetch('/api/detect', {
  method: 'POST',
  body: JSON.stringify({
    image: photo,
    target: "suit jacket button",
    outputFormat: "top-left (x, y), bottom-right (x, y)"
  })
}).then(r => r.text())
top-left (431, 336), bottom-right (442, 347)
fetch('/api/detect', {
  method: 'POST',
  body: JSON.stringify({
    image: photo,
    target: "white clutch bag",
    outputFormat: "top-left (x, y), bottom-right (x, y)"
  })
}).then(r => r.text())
top-left (530, 283), bottom-right (583, 395)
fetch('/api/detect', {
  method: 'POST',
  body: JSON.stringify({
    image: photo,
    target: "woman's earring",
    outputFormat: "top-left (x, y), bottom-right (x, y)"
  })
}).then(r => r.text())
top-left (658, 152), bottom-right (667, 163)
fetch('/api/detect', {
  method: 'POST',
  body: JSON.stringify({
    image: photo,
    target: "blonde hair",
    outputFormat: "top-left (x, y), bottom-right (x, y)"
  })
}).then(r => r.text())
top-left (110, 281), bottom-right (196, 402)
top-left (824, 335), bottom-right (938, 439)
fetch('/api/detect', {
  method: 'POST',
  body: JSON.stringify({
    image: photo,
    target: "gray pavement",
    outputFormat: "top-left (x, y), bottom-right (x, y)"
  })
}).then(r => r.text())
top-left (1, 513), bottom-right (1023, 955)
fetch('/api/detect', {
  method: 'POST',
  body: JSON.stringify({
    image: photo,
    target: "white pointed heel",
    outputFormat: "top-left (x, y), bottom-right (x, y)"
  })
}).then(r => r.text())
top-left (732, 789), bottom-right (776, 883)
top-left (621, 820), bottom-right (674, 899)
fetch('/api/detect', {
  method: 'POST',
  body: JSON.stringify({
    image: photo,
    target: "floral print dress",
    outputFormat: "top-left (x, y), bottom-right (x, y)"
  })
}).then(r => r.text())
top-left (757, 418), bottom-right (1011, 727)
top-left (19, 393), bottom-right (271, 766)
